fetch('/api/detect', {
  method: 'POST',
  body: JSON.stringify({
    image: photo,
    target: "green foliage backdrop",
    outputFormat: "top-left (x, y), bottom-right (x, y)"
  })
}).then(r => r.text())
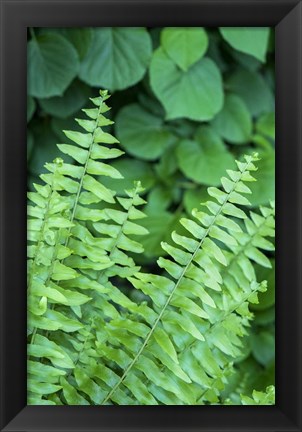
top-left (27, 26), bottom-right (275, 404)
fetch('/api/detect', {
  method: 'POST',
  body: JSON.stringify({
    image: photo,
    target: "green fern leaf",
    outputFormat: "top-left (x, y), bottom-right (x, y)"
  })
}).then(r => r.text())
top-left (241, 385), bottom-right (275, 405)
top-left (27, 90), bottom-right (149, 402)
top-left (77, 154), bottom-right (275, 405)
top-left (27, 89), bottom-right (275, 406)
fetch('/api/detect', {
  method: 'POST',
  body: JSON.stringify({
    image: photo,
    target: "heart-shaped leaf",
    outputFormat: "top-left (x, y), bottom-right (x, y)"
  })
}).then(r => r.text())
top-left (138, 211), bottom-right (180, 258)
top-left (212, 94), bottom-right (252, 144)
top-left (59, 28), bottom-right (93, 60)
top-left (227, 68), bottom-right (274, 117)
top-left (150, 48), bottom-right (223, 121)
top-left (161, 27), bottom-right (208, 71)
top-left (116, 103), bottom-right (175, 160)
top-left (39, 80), bottom-right (91, 119)
top-left (176, 126), bottom-right (235, 186)
top-left (79, 28), bottom-right (152, 91)
top-left (28, 33), bottom-right (79, 98)
top-left (101, 158), bottom-right (155, 195)
top-left (220, 27), bottom-right (270, 62)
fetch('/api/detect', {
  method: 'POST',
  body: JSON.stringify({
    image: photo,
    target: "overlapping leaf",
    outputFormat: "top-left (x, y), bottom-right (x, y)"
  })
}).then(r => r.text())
top-left (28, 33), bottom-right (79, 98)
top-left (219, 27), bottom-right (270, 62)
top-left (150, 48), bottom-right (224, 121)
top-left (79, 28), bottom-right (152, 91)
top-left (54, 153), bottom-right (275, 405)
top-left (27, 91), bottom-right (275, 406)
top-left (27, 91), bottom-right (149, 402)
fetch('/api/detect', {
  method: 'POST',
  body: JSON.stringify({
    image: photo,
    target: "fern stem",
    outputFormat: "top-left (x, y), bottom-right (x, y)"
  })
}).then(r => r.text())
top-left (64, 100), bottom-right (105, 247)
top-left (152, 277), bottom-right (262, 392)
top-left (28, 98), bottom-right (104, 348)
top-left (28, 170), bottom-right (63, 347)
top-left (105, 183), bottom-right (141, 263)
top-left (69, 318), bottom-right (95, 373)
top-left (197, 364), bottom-right (233, 405)
top-left (27, 183), bottom-right (56, 291)
top-left (101, 159), bottom-right (254, 404)
top-left (39, 100), bottom-right (105, 319)
top-left (28, 228), bottom-right (62, 349)
top-left (178, 210), bottom-right (272, 402)
top-left (186, 279), bottom-right (262, 356)
top-left (227, 223), bottom-right (272, 272)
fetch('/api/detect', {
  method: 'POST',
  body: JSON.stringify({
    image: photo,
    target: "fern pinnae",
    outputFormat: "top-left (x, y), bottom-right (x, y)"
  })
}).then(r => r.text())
top-left (95, 181), bottom-right (148, 282)
top-left (63, 92), bottom-right (113, 234)
top-left (99, 153), bottom-right (268, 405)
top-left (175, 202), bottom-right (275, 403)
top-left (51, 175), bottom-right (149, 402)
top-left (29, 92), bottom-right (144, 400)
top-left (27, 89), bottom-right (275, 406)
top-left (27, 183), bottom-right (54, 290)
top-left (28, 91), bottom-right (138, 404)
top-left (186, 279), bottom-right (266, 351)
top-left (240, 385), bottom-right (275, 405)
top-left (27, 163), bottom-right (72, 292)
top-left (27, 165), bottom-right (77, 347)
top-left (28, 93), bottom-right (109, 341)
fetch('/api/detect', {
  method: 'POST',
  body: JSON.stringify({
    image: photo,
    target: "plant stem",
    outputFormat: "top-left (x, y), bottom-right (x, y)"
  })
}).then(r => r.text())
top-left (101, 159), bottom-right (254, 404)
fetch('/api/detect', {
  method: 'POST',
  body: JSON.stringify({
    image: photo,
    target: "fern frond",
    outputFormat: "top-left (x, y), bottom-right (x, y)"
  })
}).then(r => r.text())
top-left (64, 154), bottom-right (274, 405)
top-left (27, 89), bottom-right (275, 406)
top-left (240, 385), bottom-right (275, 405)
top-left (27, 91), bottom-right (149, 404)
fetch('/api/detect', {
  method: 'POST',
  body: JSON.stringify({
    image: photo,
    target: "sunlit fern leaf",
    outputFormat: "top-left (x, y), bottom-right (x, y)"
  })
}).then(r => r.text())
top-left (27, 90), bottom-right (148, 403)
top-left (27, 90), bottom-right (275, 406)
top-left (72, 154), bottom-right (275, 406)
top-left (240, 385), bottom-right (275, 405)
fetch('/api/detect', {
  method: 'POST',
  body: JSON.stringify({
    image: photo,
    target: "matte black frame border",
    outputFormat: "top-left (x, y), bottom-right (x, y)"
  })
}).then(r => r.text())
top-left (0, 0), bottom-right (301, 431)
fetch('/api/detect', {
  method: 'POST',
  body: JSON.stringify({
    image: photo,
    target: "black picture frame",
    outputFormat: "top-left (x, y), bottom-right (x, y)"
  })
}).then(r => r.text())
top-left (1, 0), bottom-right (301, 430)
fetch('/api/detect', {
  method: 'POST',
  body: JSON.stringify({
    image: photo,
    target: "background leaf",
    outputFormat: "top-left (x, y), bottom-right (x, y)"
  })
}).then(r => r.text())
top-left (256, 113), bottom-right (275, 140)
top-left (219, 27), bottom-right (270, 62)
top-left (27, 26), bottom-right (275, 404)
top-left (161, 27), bottom-right (208, 71)
top-left (116, 103), bottom-right (175, 160)
top-left (101, 158), bottom-right (155, 195)
top-left (59, 28), bottom-right (93, 60)
top-left (28, 122), bottom-right (61, 177)
top-left (212, 94), bottom-right (252, 144)
top-left (150, 48), bottom-right (224, 121)
top-left (251, 331), bottom-right (275, 367)
top-left (28, 33), bottom-right (79, 98)
top-left (183, 188), bottom-right (209, 213)
top-left (138, 211), bottom-right (181, 258)
top-left (226, 68), bottom-right (274, 117)
top-left (80, 28), bottom-right (152, 91)
top-left (39, 80), bottom-right (91, 119)
top-left (176, 126), bottom-right (235, 185)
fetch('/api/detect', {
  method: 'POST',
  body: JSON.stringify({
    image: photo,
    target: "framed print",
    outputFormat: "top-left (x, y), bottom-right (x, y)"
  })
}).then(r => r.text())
top-left (0, 0), bottom-right (301, 431)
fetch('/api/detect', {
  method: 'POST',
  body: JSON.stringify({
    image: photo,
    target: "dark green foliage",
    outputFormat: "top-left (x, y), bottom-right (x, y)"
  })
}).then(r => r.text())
top-left (27, 26), bottom-right (275, 405)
